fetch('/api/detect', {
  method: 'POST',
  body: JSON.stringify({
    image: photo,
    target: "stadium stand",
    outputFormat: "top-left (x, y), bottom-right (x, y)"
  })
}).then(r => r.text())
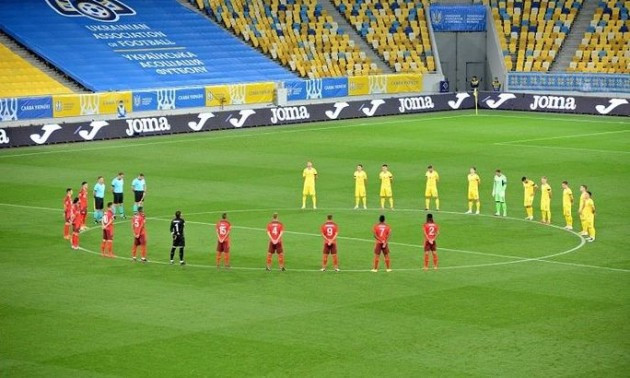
top-left (568, 0), bottom-right (629, 73)
top-left (332, 0), bottom-right (436, 73)
top-left (484, 0), bottom-right (584, 72)
top-left (195, 0), bottom-right (381, 77)
top-left (0, 0), bottom-right (296, 91)
top-left (0, 42), bottom-right (72, 98)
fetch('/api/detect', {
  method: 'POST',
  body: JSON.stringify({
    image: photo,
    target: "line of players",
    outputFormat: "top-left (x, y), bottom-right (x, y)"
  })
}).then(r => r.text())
top-left (302, 162), bottom-right (596, 242)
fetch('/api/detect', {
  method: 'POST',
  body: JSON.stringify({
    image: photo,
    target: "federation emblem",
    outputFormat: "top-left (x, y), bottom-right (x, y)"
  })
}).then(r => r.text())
top-left (306, 79), bottom-right (323, 100)
top-left (157, 89), bottom-right (176, 110)
top-left (45, 0), bottom-right (135, 22)
top-left (430, 10), bottom-right (443, 25)
top-left (368, 75), bottom-right (387, 94)
top-left (229, 84), bottom-right (247, 105)
top-left (0, 98), bottom-right (18, 121)
top-left (79, 94), bottom-right (99, 115)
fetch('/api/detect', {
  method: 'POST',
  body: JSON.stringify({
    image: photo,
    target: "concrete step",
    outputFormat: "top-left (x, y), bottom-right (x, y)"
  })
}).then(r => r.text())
top-left (551, 0), bottom-right (599, 71)
top-left (321, 0), bottom-right (393, 73)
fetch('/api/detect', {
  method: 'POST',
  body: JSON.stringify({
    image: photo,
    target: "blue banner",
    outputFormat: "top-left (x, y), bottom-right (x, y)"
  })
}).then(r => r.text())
top-left (175, 87), bottom-right (205, 108)
top-left (507, 73), bottom-right (630, 94)
top-left (17, 96), bottom-right (53, 120)
top-left (132, 91), bottom-right (158, 112)
top-left (430, 5), bottom-right (486, 32)
top-left (322, 77), bottom-right (348, 98)
top-left (285, 80), bottom-right (307, 101)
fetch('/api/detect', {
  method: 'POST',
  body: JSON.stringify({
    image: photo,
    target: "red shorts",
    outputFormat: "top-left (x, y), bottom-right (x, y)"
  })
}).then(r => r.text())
top-left (424, 240), bottom-right (437, 252)
top-left (102, 229), bottom-right (113, 241)
top-left (80, 208), bottom-right (87, 216)
top-left (134, 235), bottom-right (146, 246)
top-left (65, 212), bottom-right (72, 223)
top-left (268, 241), bottom-right (283, 254)
top-left (217, 240), bottom-right (230, 253)
top-left (374, 242), bottom-right (390, 255)
top-left (323, 243), bottom-right (337, 254)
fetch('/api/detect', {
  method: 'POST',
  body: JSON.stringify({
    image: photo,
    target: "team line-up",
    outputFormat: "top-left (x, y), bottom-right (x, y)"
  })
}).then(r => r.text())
top-left (60, 163), bottom-right (597, 271)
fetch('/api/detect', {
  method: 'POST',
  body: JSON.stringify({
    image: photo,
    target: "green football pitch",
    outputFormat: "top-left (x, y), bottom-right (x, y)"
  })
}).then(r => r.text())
top-left (1, 110), bottom-right (629, 376)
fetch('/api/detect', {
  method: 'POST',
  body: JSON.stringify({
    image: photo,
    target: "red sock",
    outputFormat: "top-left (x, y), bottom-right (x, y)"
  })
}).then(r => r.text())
top-left (101, 241), bottom-right (106, 255)
top-left (433, 253), bottom-right (438, 268)
top-left (424, 253), bottom-right (429, 269)
top-left (108, 241), bottom-right (114, 256)
top-left (141, 245), bottom-right (146, 258)
top-left (322, 254), bottom-right (328, 267)
top-left (384, 255), bottom-right (391, 269)
top-left (64, 224), bottom-right (70, 238)
top-left (278, 253), bottom-right (285, 268)
top-left (332, 254), bottom-right (338, 269)
top-left (216, 252), bottom-right (221, 265)
top-left (132, 245), bottom-right (137, 258)
top-left (72, 233), bottom-right (78, 248)
top-left (224, 252), bottom-right (230, 266)
top-left (266, 253), bottom-right (272, 266)
top-left (373, 255), bottom-right (380, 269)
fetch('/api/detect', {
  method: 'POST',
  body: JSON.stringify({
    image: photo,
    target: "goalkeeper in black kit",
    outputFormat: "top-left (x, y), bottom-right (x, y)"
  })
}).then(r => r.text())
top-left (170, 210), bottom-right (186, 265)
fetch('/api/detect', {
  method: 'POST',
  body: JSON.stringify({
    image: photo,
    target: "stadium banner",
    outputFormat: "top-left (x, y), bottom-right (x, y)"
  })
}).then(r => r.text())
top-left (244, 82), bottom-right (275, 104)
top-left (386, 74), bottom-right (423, 94)
top-left (507, 73), bottom-right (630, 94)
top-left (99, 91), bottom-right (133, 115)
top-left (430, 5), bottom-right (487, 32)
top-left (3, 92), bottom-right (626, 148)
top-left (205, 85), bottom-right (231, 107)
top-left (132, 90), bottom-right (158, 112)
top-left (15, 97), bottom-right (53, 120)
top-left (284, 80), bottom-right (307, 101)
top-left (322, 77), bottom-right (349, 98)
top-left (478, 92), bottom-right (630, 116)
top-left (52, 94), bottom-right (86, 118)
top-left (175, 87), bottom-right (205, 108)
top-left (348, 76), bottom-right (370, 96)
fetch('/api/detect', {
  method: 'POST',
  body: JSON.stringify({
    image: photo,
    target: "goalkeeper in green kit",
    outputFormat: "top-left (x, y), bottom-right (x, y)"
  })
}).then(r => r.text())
top-left (492, 169), bottom-right (507, 216)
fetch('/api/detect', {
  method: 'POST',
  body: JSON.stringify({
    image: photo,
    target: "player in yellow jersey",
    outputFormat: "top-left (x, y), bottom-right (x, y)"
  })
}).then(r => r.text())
top-left (578, 184), bottom-right (589, 236)
top-left (302, 161), bottom-right (318, 209)
top-left (581, 191), bottom-right (596, 242)
top-left (353, 164), bottom-right (368, 209)
top-left (465, 167), bottom-right (480, 214)
top-left (521, 176), bottom-right (537, 220)
top-left (561, 181), bottom-right (574, 230)
top-left (540, 176), bottom-right (552, 224)
top-left (425, 165), bottom-right (440, 211)
top-left (379, 164), bottom-right (394, 210)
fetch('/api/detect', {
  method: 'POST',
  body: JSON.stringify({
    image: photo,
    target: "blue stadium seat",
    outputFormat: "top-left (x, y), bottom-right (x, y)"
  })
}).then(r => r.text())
top-left (0, 0), bottom-right (296, 91)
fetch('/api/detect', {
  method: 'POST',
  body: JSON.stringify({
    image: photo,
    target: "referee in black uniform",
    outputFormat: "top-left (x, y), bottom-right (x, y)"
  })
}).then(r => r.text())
top-left (170, 211), bottom-right (186, 265)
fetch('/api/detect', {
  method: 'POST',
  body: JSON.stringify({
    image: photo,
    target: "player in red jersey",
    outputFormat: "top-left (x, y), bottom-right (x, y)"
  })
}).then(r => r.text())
top-left (78, 181), bottom-right (89, 231)
top-left (372, 215), bottom-right (392, 272)
top-left (63, 188), bottom-right (73, 240)
top-left (320, 214), bottom-right (339, 272)
top-left (423, 213), bottom-right (440, 271)
top-left (101, 202), bottom-right (115, 258)
top-left (131, 207), bottom-right (147, 262)
top-left (215, 213), bottom-right (231, 269)
top-left (70, 198), bottom-right (82, 250)
top-left (266, 213), bottom-right (285, 271)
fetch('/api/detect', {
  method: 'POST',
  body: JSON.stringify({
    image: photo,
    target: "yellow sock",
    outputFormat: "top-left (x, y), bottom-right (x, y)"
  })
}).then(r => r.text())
top-left (476, 201), bottom-right (480, 212)
top-left (389, 198), bottom-right (394, 208)
top-left (302, 196), bottom-right (306, 207)
top-left (362, 197), bottom-right (367, 208)
top-left (355, 197), bottom-right (360, 207)
top-left (468, 201), bottom-right (473, 211)
top-left (425, 198), bottom-right (430, 209)
top-left (527, 207), bottom-right (533, 218)
top-left (546, 211), bottom-right (551, 223)
top-left (589, 225), bottom-right (596, 238)
top-left (381, 198), bottom-right (385, 208)
top-left (566, 215), bottom-right (572, 227)
top-left (435, 199), bottom-right (440, 210)
top-left (312, 196), bottom-right (317, 208)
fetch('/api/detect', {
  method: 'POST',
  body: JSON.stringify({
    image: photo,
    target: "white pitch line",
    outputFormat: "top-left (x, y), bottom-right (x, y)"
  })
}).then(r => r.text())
top-left (495, 129), bottom-right (630, 145)
top-left (482, 113), bottom-right (630, 125)
top-left (494, 143), bottom-right (630, 155)
top-left (0, 113), bottom-right (472, 159)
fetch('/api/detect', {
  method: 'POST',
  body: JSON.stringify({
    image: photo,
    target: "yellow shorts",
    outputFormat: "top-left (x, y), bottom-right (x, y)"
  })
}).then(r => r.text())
top-left (355, 186), bottom-right (366, 197)
top-left (380, 187), bottom-right (392, 197)
top-left (425, 187), bottom-right (438, 197)
top-left (303, 185), bottom-right (316, 196)
top-left (468, 190), bottom-right (479, 200)
top-left (584, 216), bottom-right (594, 227)
top-left (540, 201), bottom-right (550, 212)
top-left (563, 207), bottom-right (572, 217)
top-left (524, 197), bottom-right (534, 207)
